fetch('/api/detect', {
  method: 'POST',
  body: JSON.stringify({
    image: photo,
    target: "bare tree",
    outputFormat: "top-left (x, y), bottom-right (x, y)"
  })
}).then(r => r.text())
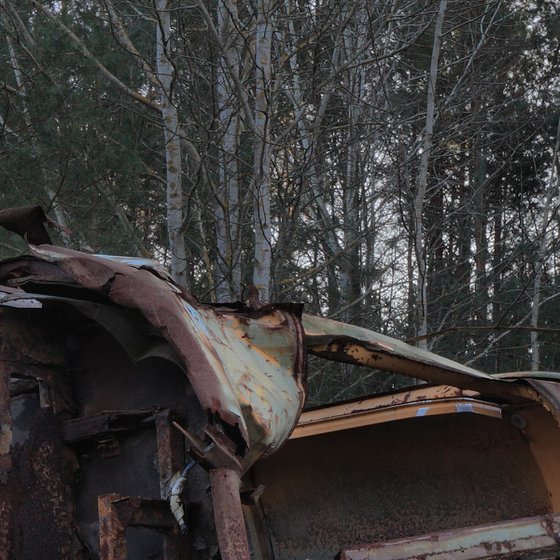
top-left (412, 0), bottom-right (447, 350)
top-left (530, 117), bottom-right (560, 370)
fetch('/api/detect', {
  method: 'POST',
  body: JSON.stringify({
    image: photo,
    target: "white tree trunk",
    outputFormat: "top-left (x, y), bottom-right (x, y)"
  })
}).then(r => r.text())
top-left (215, 0), bottom-right (241, 302)
top-left (283, 0), bottom-right (345, 266)
top-left (413, 0), bottom-right (447, 350)
top-left (156, 0), bottom-right (188, 287)
top-left (252, 0), bottom-right (273, 302)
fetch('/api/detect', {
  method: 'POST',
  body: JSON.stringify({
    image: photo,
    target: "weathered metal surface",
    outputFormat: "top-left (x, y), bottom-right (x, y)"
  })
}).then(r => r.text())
top-left (62, 410), bottom-right (156, 443)
top-left (340, 512), bottom-right (560, 559)
top-left (210, 468), bottom-right (250, 560)
top-left (291, 385), bottom-right (501, 439)
top-left (513, 405), bottom-right (560, 512)
top-left (250, 413), bottom-right (551, 560)
top-left (0, 205), bottom-right (53, 244)
top-left (0, 207), bottom-right (552, 472)
top-left (98, 494), bottom-right (127, 560)
top-left (303, 313), bottom-right (491, 377)
top-left (0, 308), bottom-right (81, 560)
top-left (0, 363), bottom-right (15, 560)
top-left (154, 411), bottom-right (185, 498)
top-left (302, 314), bottom-right (539, 402)
top-left (4, 207), bottom-right (560, 560)
top-left (98, 494), bottom-right (180, 560)
top-left (15, 408), bottom-right (84, 560)
top-left (0, 361), bottom-right (12, 471)
top-left (155, 413), bottom-right (188, 560)
top-left (523, 378), bottom-right (560, 419)
top-left (173, 420), bottom-right (243, 472)
top-left (0, 243), bottom-right (306, 471)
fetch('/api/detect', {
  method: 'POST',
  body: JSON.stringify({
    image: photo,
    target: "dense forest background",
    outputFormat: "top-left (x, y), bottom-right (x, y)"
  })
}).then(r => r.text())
top-left (1, 0), bottom-right (560, 403)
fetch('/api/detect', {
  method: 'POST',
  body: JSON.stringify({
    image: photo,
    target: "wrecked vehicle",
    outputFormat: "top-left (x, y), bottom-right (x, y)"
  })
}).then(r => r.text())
top-left (1, 206), bottom-right (560, 560)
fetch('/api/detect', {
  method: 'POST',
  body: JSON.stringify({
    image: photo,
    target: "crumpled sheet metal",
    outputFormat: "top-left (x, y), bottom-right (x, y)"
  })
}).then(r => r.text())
top-left (0, 206), bottom-right (53, 244)
top-left (303, 315), bottom-right (560, 411)
top-left (303, 314), bottom-right (493, 381)
top-left (0, 243), bottom-right (306, 470)
top-left (302, 314), bottom-right (533, 398)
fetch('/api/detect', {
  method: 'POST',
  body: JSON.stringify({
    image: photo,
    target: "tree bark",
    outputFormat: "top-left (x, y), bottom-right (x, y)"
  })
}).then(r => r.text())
top-left (530, 117), bottom-right (560, 370)
top-left (156, 0), bottom-right (188, 287)
top-left (413, 0), bottom-right (447, 350)
top-left (215, 0), bottom-right (241, 302)
top-left (252, 0), bottom-right (273, 302)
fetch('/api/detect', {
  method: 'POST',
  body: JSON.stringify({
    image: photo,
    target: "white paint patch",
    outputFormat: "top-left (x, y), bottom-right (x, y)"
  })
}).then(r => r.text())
top-left (456, 403), bottom-right (474, 413)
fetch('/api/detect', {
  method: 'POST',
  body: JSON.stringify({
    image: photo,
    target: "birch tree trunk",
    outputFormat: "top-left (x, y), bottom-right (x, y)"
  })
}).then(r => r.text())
top-left (341, 15), bottom-right (366, 322)
top-left (156, 0), bottom-right (188, 287)
top-left (413, 0), bottom-right (447, 350)
top-left (473, 142), bottom-right (488, 323)
top-left (252, 0), bottom-right (273, 302)
top-left (215, 0), bottom-right (241, 302)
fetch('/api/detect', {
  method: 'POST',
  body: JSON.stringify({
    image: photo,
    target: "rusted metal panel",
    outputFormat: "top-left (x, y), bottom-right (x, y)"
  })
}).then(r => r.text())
top-left (16, 408), bottom-right (85, 560)
top-left (154, 413), bottom-right (188, 560)
top-left (62, 410), bottom-right (156, 443)
top-left (0, 243), bottom-right (306, 471)
top-left (4, 206), bottom-right (560, 560)
top-left (98, 494), bottom-right (127, 560)
top-left (0, 354), bottom-right (15, 560)
top-left (340, 512), bottom-right (560, 559)
top-left (302, 314), bottom-right (539, 402)
top-left (98, 494), bottom-right (180, 560)
top-left (251, 413), bottom-right (552, 559)
top-left (303, 313), bottom-right (492, 378)
top-left (154, 411), bottom-right (185, 498)
top-left (0, 205), bottom-right (54, 245)
top-left (512, 405), bottom-right (560, 512)
top-left (291, 385), bottom-right (502, 439)
top-left (111, 496), bottom-right (177, 529)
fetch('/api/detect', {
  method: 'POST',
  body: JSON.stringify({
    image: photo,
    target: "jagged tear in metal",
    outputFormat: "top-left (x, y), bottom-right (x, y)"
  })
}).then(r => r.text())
top-left (2, 206), bottom-right (560, 560)
top-left (0, 241), bottom-right (307, 471)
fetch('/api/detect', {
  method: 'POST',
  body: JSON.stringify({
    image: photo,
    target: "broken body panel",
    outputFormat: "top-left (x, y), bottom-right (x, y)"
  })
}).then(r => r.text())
top-left (1, 206), bottom-right (560, 560)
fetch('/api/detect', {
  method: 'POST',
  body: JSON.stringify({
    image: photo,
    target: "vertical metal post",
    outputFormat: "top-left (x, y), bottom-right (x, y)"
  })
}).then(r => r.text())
top-left (155, 411), bottom-right (185, 497)
top-left (210, 468), bottom-right (250, 560)
top-left (98, 494), bottom-right (127, 560)
top-left (155, 411), bottom-right (187, 560)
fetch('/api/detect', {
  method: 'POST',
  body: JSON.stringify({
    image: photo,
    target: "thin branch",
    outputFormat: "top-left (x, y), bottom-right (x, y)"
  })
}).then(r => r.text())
top-left (193, 0), bottom-right (257, 133)
top-left (103, 0), bottom-right (161, 91)
top-left (32, 1), bottom-right (160, 112)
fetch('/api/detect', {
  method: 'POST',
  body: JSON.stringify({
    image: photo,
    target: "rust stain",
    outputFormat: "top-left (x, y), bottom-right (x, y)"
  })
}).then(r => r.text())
top-left (340, 512), bottom-right (560, 559)
top-left (17, 408), bottom-right (84, 559)
top-left (0, 239), bottom-right (306, 472)
top-left (210, 469), bottom-right (250, 560)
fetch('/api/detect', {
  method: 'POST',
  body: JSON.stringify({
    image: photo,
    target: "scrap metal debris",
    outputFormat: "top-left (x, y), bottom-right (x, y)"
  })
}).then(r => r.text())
top-left (169, 460), bottom-right (196, 534)
top-left (2, 206), bottom-right (560, 560)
